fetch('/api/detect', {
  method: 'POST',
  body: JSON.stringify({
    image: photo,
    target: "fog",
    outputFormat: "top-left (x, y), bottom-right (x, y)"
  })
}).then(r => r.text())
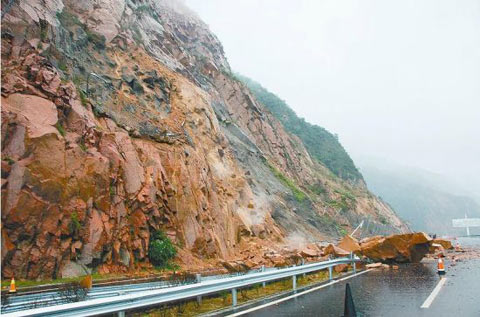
top-left (185, 0), bottom-right (480, 197)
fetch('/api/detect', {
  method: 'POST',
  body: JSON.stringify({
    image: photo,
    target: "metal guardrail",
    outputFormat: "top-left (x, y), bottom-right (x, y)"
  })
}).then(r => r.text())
top-left (3, 255), bottom-right (362, 317)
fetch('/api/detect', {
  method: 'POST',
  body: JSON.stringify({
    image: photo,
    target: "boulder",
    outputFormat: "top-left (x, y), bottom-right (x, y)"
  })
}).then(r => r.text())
top-left (221, 260), bottom-right (249, 273)
top-left (429, 243), bottom-right (445, 254)
top-left (300, 248), bottom-right (319, 258)
top-left (360, 232), bottom-right (432, 263)
top-left (324, 244), bottom-right (350, 257)
top-left (334, 264), bottom-right (349, 273)
top-left (337, 235), bottom-right (360, 253)
top-left (366, 262), bottom-right (383, 269)
top-left (433, 239), bottom-right (453, 250)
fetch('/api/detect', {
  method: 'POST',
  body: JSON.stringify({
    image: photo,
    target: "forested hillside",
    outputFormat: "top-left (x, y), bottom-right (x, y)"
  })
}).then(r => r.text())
top-left (238, 75), bottom-right (362, 182)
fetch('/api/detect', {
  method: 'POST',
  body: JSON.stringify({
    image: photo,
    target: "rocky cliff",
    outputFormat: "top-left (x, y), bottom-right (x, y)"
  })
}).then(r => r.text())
top-left (1, 0), bottom-right (408, 279)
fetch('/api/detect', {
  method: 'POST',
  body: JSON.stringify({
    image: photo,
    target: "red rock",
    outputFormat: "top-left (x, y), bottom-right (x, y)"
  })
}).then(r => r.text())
top-left (2, 94), bottom-right (58, 138)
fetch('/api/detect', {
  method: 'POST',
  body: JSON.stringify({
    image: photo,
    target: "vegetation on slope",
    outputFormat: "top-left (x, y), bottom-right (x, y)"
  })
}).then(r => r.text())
top-left (238, 74), bottom-right (362, 182)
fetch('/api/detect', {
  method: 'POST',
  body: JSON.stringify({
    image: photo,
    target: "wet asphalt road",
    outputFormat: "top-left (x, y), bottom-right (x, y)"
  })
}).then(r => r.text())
top-left (244, 237), bottom-right (480, 317)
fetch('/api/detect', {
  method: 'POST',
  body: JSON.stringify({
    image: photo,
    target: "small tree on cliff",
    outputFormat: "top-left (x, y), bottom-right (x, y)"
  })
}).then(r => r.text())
top-left (148, 231), bottom-right (177, 268)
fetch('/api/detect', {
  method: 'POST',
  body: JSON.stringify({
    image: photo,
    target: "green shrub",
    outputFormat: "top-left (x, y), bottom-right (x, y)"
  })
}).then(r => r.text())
top-left (337, 226), bottom-right (348, 236)
top-left (86, 29), bottom-right (106, 49)
top-left (55, 122), bottom-right (66, 136)
top-left (266, 161), bottom-right (306, 202)
top-left (3, 156), bottom-right (15, 165)
top-left (378, 215), bottom-right (388, 225)
top-left (58, 60), bottom-right (68, 72)
top-left (308, 183), bottom-right (327, 195)
top-left (78, 89), bottom-right (88, 107)
top-left (148, 231), bottom-right (177, 268)
top-left (78, 140), bottom-right (87, 152)
top-left (69, 212), bottom-right (81, 234)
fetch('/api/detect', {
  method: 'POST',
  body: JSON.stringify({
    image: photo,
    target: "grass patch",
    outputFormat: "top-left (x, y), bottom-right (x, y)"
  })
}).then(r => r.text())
top-left (1, 272), bottom-right (127, 289)
top-left (266, 161), bottom-right (306, 202)
top-left (58, 60), bottom-right (68, 72)
top-left (307, 183), bottom-right (327, 196)
top-left (78, 140), bottom-right (87, 152)
top-left (69, 212), bottom-right (81, 234)
top-left (86, 30), bottom-right (106, 49)
top-left (327, 189), bottom-right (357, 212)
top-left (78, 89), bottom-right (88, 107)
top-left (55, 122), bottom-right (66, 137)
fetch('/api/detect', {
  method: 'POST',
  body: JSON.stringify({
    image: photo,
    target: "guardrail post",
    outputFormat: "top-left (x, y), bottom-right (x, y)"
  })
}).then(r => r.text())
top-left (292, 275), bottom-right (297, 291)
top-left (117, 311), bottom-right (125, 317)
top-left (261, 265), bottom-right (266, 288)
top-left (350, 252), bottom-right (356, 273)
top-left (196, 274), bottom-right (202, 304)
top-left (232, 288), bottom-right (237, 306)
top-left (328, 265), bottom-right (333, 280)
top-left (301, 258), bottom-right (306, 278)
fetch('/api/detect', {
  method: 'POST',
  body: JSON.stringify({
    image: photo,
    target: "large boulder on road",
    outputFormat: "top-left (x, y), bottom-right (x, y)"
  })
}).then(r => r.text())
top-left (360, 232), bottom-right (432, 263)
top-left (337, 235), bottom-right (361, 253)
top-left (433, 239), bottom-right (453, 250)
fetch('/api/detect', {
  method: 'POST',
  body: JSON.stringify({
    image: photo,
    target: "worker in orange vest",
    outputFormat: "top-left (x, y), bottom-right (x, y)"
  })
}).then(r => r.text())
top-left (437, 255), bottom-right (446, 275)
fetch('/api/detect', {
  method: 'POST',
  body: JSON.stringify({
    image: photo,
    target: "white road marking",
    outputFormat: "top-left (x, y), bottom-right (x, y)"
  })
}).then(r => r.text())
top-left (421, 277), bottom-right (447, 309)
top-left (226, 269), bottom-right (372, 317)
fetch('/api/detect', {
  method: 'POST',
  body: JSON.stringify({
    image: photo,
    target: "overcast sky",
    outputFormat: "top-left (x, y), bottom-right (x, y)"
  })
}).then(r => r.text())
top-left (185, 0), bottom-right (480, 195)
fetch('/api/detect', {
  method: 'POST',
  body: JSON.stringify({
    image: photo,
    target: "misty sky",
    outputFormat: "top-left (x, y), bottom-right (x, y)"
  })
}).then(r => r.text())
top-left (185, 0), bottom-right (480, 195)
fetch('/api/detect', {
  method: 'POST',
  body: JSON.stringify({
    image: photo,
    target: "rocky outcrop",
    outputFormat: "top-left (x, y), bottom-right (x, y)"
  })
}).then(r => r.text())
top-left (1, 0), bottom-right (408, 279)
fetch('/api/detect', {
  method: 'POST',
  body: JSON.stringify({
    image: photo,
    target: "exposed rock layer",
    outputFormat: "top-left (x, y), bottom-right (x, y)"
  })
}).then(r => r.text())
top-left (2, 0), bottom-right (408, 279)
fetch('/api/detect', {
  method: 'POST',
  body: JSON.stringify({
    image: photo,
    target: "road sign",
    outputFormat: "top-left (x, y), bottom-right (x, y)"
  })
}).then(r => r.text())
top-left (452, 218), bottom-right (480, 227)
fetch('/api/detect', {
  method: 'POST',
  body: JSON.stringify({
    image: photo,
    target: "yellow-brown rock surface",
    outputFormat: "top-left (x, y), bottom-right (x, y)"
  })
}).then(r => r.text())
top-left (433, 239), bottom-right (453, 250)
top-left (337, 235), bottom-right (361, 253)
top-left (360, 232), bottom-right (432, 263)
top-left (324, 244), bottom-right (350, 257)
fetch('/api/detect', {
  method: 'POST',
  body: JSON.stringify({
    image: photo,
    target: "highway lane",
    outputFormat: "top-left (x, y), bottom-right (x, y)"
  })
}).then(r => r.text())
top-left (239, 237), bottom-right (480, 317)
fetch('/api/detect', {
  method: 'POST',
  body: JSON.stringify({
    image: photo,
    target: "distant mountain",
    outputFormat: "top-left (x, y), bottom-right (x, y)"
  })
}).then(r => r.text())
top-left (359, 162), bottom-right (480, 235)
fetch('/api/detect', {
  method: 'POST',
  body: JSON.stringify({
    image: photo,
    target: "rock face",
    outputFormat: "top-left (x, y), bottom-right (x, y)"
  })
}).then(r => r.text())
top-left (1, 0), bottom-right (408, 279)
top-left (359, 232), bottom-right (432, 263)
